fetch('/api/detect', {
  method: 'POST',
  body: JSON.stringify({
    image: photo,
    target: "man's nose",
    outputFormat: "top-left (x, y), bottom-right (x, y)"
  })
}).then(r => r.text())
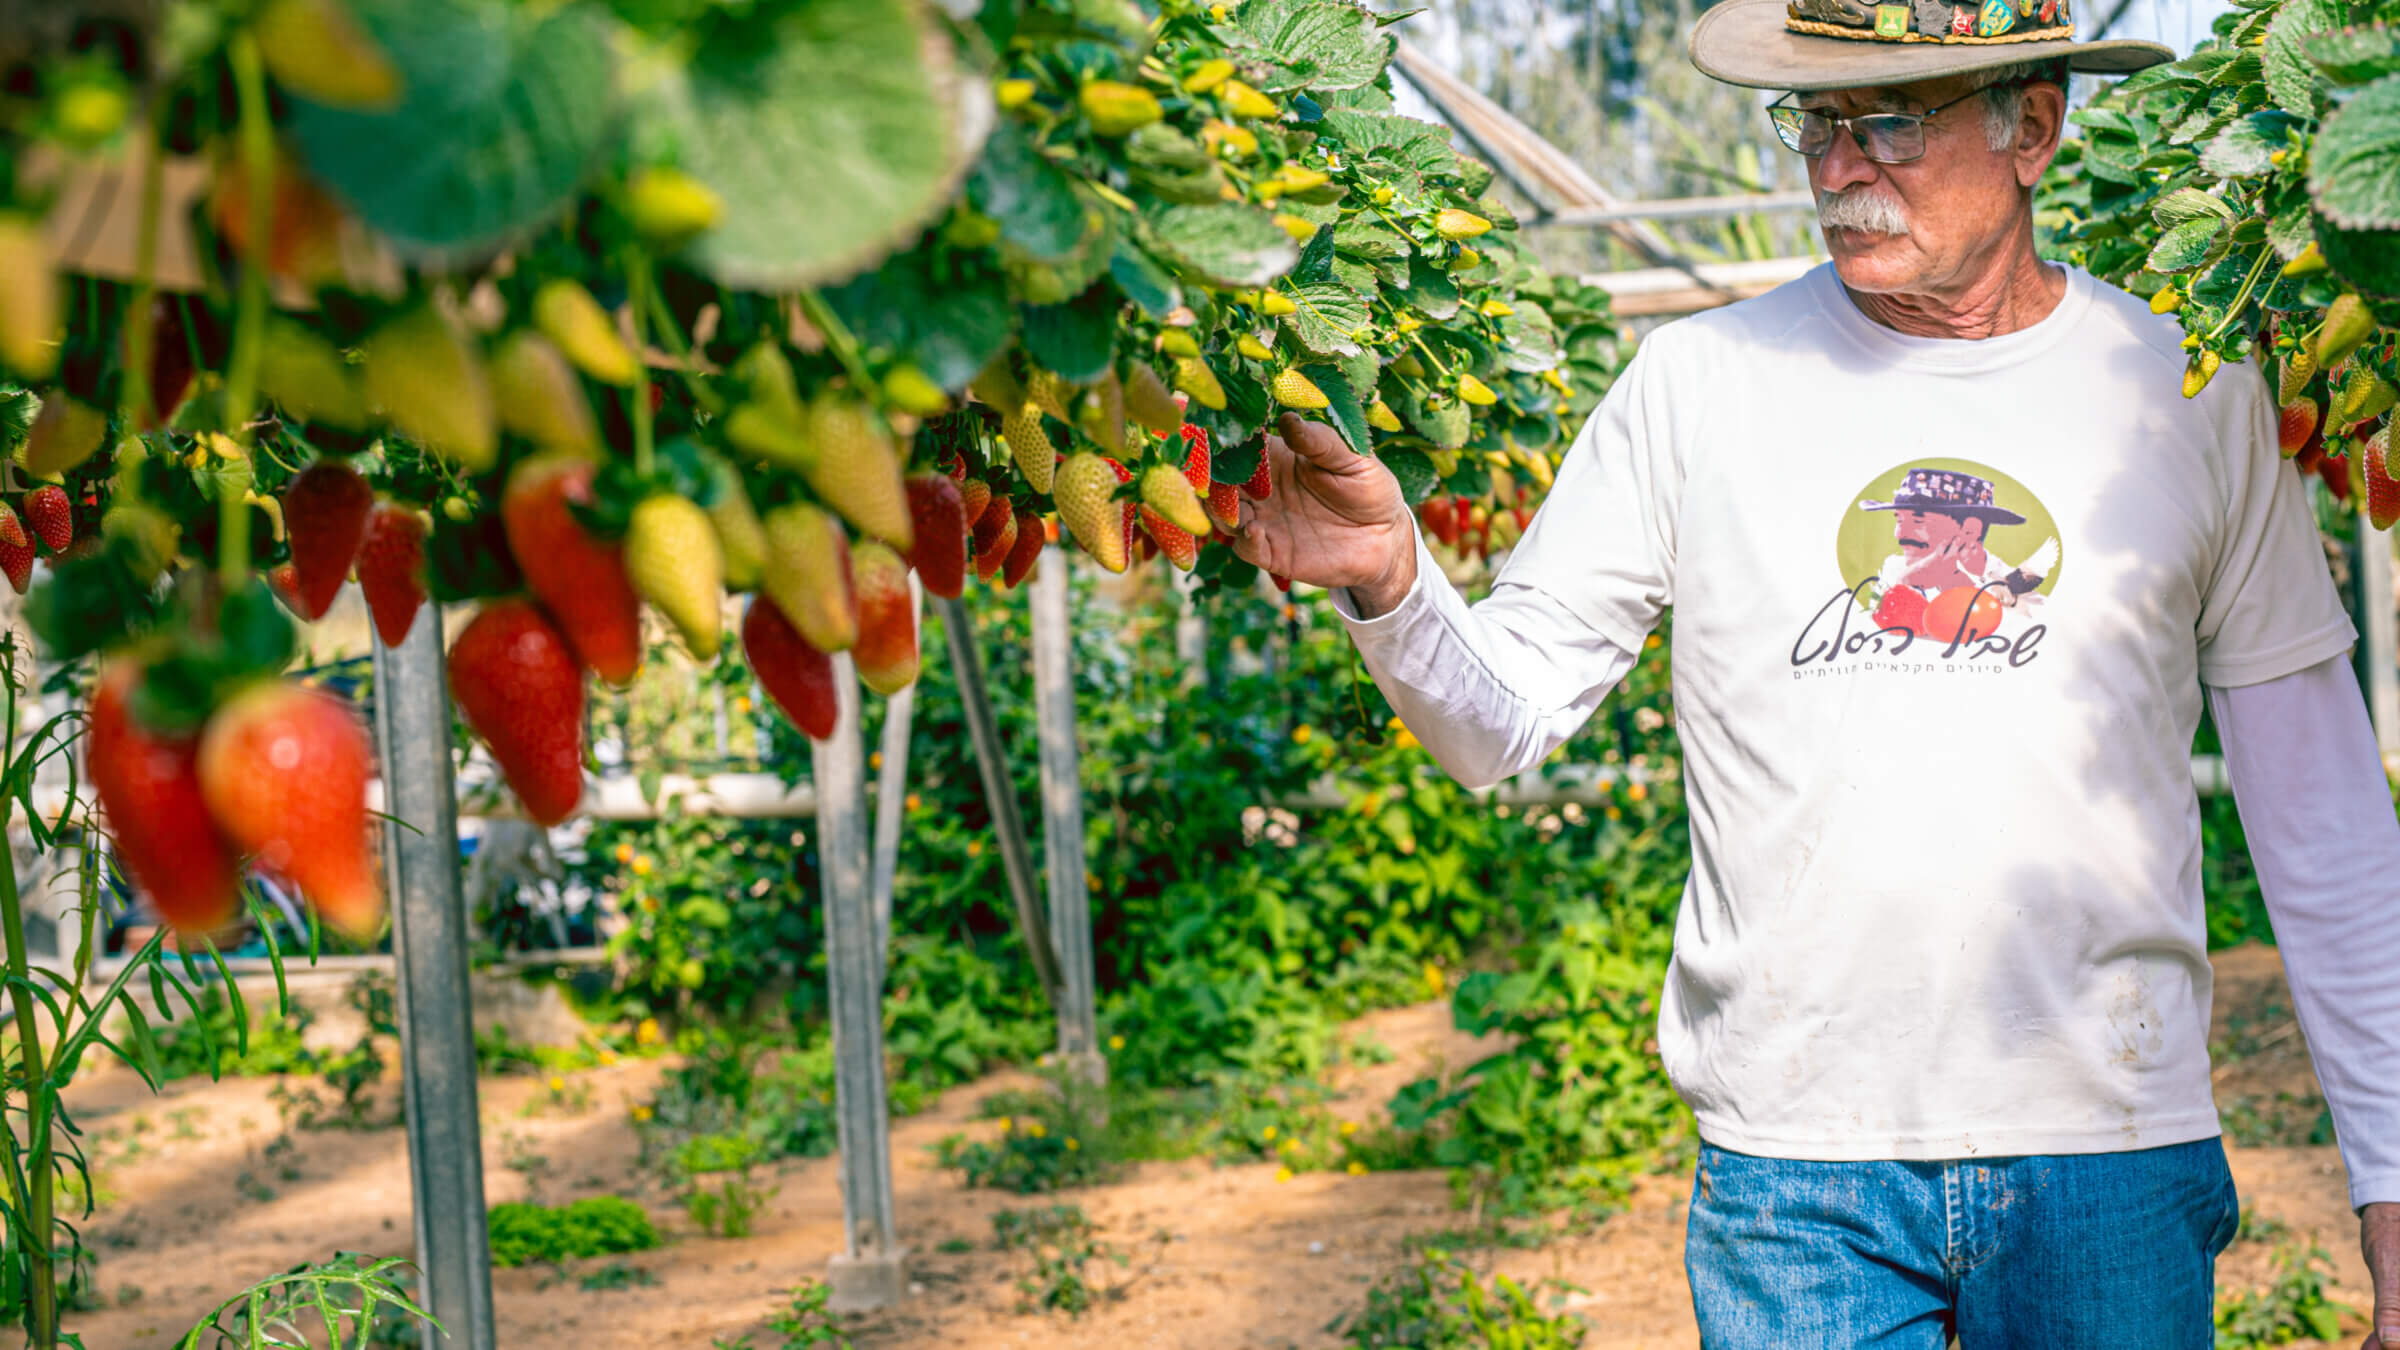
top-left (1812, 128), bottom-right (1881, 195)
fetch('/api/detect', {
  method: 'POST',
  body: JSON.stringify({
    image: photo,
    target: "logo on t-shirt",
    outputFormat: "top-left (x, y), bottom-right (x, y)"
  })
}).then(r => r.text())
top-left (1793, 457), bottom-right (2060, 673)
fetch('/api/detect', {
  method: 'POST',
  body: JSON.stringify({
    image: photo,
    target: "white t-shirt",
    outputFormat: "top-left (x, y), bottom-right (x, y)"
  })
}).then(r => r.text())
top-left (1347, 262), bottom-right (2357, 1163)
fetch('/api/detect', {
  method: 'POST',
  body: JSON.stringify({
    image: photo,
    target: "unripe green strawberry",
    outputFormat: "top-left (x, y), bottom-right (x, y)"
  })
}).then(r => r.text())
top-left (1140, 462), bottom-right (1211, 535)
top-left (1236, 333), bottom-right (1275, 361)
top-left (1002, 510), bottom-right (1045, 589)
top-left (621, 166), bottom-right (721, 252)
top-left (531, 279), bottom-right (638, 387)
top-left (851, 542), bottom-right (920, 695)
top-left (0, 215), bottom-right (58, 381)
top-left (365, 303), bottom-right (496, 470)
top-left (2149, 285), bottom-right (2182, 315)
top-left (19, 395), bottom-right (107, 478)
top-left (627, 494), bottom-right (725, 660)
top-left (2342, 371), bottom-right (2397, 423)
top-left (489, 330), bottom-right (600, 457)
top-left (1457, 373), bottom-right (1498, 406)
top-left (705, 459), bottom-right (768, 592)
top-left (255, 0), bottom-right (401, 110)
top-left (1219, 79), bottom-right (1278, 119)
top-left (762, 503), bottom-right (857, 653)
top-left (1183, 59), bottom-right (1235, 93)
top-left (2280, 350), bottom-right (2317, 404)
top-left (1157, 329), bottom-right (1202, 359)
top-left (970, 351), bottom-right (1027, 413)
top-left (259, 317), bottom-right (369, 430)
top-left (881, 362), bottom-right (949, 416)
top-left (1271, 368), bottom-right (1328, 410)
top-left (801, 396), bottom-right (914, 548)
top-left (1125, 363), bottom-right (1182, 435)
top-left (2182, 350), bottom-right (2220, 400)
top-left (742, 597), bottom-right (837, 740)
top-left (1367, 399), bottom-right (1403, 432)
top-left (732, 339), bottom-right (804, 417)
top-left (2316, 294), bottom-right (2375, 371)
top-left (1003, 403), bottom-right (1057, 494)
top-left (102, 502), bottom-right (179, 584)
top-left (724, 399), bottom-right (815, 469)
top-left (1173, 357), bottom-right (1225, 411)
top-left (1078, 372), bottom-right (1128, 456)
top-left (1080, 80), bottom-right (1163, 137)
top-left (1026, 367), bottom-right (1075, 423)
top-left (1435, 208), bottom-right (1492, 241)
top-left (1055, 454), bottom-right (1128, 573)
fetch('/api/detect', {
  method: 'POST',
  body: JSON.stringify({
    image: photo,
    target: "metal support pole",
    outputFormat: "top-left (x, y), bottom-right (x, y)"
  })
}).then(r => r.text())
top-left (370, 609), bottom-right (495, 1350)
top-left (813, 654), bottom-right (905, 1311)
top-left (932, 594), bottom-right (1064, 1004)
top-left (867, 579), bottom-right (920, 976)
top-left (2359, 506), bottom-right (2400, 754)
top-left (1030, 549), bottom-right (1102, 1085)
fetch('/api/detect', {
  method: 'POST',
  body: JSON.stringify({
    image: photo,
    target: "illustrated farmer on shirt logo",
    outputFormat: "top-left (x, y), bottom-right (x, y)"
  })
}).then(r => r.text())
top-left (1859, 467), bottom-right (2057, 640)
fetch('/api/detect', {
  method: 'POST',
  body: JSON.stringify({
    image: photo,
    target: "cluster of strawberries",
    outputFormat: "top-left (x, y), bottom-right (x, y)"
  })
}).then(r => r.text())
top-left (1417, 494), bottom-right (1532, 563)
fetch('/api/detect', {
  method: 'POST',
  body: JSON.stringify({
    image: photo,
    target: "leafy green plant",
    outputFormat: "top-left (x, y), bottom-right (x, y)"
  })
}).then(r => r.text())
top-left (1336, 1247), bottom-right (1586, 1348)
top-left (936, 1072), bottom-right (1116, 1194)
top-left (2215, 1234), bottom-right (2357, 1347)
top-left (685, 1176), bottom-right (776, 1240)
top-left (990, 1205), bottom-right (1147, 1317)
top-left (174, 1253), bottom-right (433, 1350)
top-left (484, 1196), bottom-right (660, 1269)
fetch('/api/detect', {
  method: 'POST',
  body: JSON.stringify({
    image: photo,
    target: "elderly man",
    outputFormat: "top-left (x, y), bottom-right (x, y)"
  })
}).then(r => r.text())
top-left (1230, 1), bottom-right (2400, 1344)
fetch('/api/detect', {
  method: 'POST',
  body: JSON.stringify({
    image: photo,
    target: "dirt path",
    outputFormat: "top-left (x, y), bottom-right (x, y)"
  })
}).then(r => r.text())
top-left (59, 943), bottom-right (2368, 1348)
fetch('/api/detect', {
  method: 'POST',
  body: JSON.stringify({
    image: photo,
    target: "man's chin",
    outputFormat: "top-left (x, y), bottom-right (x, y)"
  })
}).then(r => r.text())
top-left (1826, 233), bottom-right (1926, 292)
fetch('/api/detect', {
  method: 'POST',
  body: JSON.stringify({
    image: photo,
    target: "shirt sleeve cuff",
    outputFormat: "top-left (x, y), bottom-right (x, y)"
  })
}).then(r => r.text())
top-left (2350, 1170), bottom-right (2400, 1212)
top-left (1328, 525), bottom-right (1443, 633)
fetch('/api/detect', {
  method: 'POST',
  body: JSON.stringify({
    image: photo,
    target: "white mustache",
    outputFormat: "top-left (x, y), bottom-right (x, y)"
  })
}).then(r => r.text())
top-left (1818, 188), bottom-right (1911, 236)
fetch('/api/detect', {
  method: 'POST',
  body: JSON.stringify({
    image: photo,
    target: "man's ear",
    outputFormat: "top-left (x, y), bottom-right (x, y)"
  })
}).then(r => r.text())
top-left (2014, 81), bottom-right (2067, 187)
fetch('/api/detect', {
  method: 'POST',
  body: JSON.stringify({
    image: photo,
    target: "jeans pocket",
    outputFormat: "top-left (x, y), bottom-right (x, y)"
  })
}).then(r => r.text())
top-left (2207, 1158), bottom-right (2242, 1256)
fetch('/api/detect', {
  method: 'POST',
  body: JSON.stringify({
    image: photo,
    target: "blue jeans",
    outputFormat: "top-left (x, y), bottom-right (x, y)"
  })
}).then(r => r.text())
top-left (1685, 1136), bottom-right (2241, 1348)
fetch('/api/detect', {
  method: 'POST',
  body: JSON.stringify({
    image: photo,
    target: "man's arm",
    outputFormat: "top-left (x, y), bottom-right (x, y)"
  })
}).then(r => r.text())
top-left (1327, 521), bottom-right (1640, 792)
top-left (2208, 655), bottom-right (2400, 1346)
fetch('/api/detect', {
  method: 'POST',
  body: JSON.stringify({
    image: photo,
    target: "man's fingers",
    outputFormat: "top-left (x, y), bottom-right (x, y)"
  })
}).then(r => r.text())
top-left (1277, 413), bottom-right (1354, 468)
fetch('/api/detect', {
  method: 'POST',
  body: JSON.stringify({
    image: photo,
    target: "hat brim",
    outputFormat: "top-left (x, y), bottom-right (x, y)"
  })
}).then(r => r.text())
top-left (1860, 499), bottom-right (2029, 525)
top-left (1690, 0), bottom-right (2174, 91)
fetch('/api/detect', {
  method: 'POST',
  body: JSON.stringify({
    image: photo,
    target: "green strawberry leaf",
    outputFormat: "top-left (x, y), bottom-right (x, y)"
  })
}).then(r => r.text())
top-left (287, 0), bottom-right (615, 264)
top-left (675, 0), bottom-right (968, 289)
top-left (1020, 283), bottom-right (1121, 385)
top-left (1380, 446), bottom-right (1438, 505)
top-left (2200, 116), bottom-right (2278, 178)
top-left (2303, 25), bottom-right (2400, 86)
top-left (2264, 0), bottom-right (2346, 116)
top-left (2318, 215), bottom-right (2400, 301)
top-left (1297, 360), bottom-right (1370, 455)
top-left (2147, 216), bottom-right (2228, 271)
top-left (1146, 204), bottom-right (1300, 289)
top-left (970, 120), bottom-right (1091, 261)
top-left (1280, 281), bottom-right (1371, 358)
top-left (24, 545), bottom-right (161, 666)
top-left (1209, 432), bottom-right (1264, 489)
top-left (2309, 75), bottom-right (2400, 230)
top-left (1223, 0), bottom-right (1393, 92)
top-left (2152, 186), bottom-right (2237, 227)
top-left (1109, 241), bottom-right (1183, 319)
top-left (821, 244), bottom-right (1014, 393)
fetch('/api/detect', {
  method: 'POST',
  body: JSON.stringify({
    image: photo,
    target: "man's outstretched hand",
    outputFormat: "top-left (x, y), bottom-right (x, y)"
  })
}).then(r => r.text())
top-left (1230, 413), bottom-right (1416, 615)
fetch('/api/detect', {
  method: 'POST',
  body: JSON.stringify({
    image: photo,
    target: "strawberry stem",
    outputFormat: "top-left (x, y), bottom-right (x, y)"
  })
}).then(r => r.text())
top-left (116, 99), bottom-right (164, 446)
top-left (0, 660), bottom-right (55, 1348)
top-left (219, 30), bottom-right (276, 588)
top-left (625, 248), bottom-right (657, 477)
top-left (2205, 246), bottom-right (2276, 344)
top-left (638, 277), bottom-right (723, 417)
top-left (795, 289), bottom-right (877, 397)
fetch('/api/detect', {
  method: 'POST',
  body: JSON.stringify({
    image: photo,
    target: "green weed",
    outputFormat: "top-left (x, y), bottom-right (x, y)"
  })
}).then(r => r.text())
top-left (2215, 1233), bottom-right (2356, 1347)
top-left (1334, 1248), bottom-right (1587, 1348)
top-left (486, 1196), bottom-right (661, 1268)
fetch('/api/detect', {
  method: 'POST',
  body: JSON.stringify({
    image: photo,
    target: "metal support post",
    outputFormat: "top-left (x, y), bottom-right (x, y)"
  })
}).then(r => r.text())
top-left (813, 654), bottom-right (905, 1311)
top-left (932, 594), bottom-right (1064, 1004)
top-left (1030, 549), bottom-right (1103, 1087)
top-left (370, 609), bottom-right (496, 1350)
top-left (2359, 507), bottom-right (2400, 754)
top-left (866, 576), bottom-right (921, 975)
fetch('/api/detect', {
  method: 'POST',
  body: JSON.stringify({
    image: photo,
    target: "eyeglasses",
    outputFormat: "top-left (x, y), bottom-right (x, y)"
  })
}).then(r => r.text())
top-left (1767, 88), bottom-right (1988, 164)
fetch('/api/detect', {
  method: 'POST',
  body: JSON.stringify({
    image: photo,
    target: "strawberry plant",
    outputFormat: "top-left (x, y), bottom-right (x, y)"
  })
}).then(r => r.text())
top-left (2044, 0), bottom-right (2399, 516)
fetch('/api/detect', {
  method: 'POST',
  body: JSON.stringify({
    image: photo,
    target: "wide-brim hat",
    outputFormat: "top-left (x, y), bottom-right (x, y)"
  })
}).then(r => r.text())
top-left (1690, 0), bottom-right (2174, 92)
top-left (1857, 495), bottom-right (2027, 525)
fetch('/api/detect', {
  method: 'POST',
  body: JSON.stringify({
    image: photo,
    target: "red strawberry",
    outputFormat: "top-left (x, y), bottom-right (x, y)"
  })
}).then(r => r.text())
top-left (23, 484), bottom-right (72, 554)
top-left (1242, 454), bottom-right (1272, 501)
top-left (2320, 451), bottom-right (2353, 503)
top-left (2368, 426), bottom-right (2400, 531)
top-left (0, 509), bottom-right (32, 594)
top-left (1002, 510), bottom-right (1044, 588)
top-left (448, 599), bottom-right (586, 826)
top-left (1181, 427), bottom-right (1212, 495)
top-left (1873, 586), bottom-right (1926, 634)
top-left (975, 507), bottom-right (1020, 583)
top-left (1271, 571), bottom-right (1292, 592)
top-left (88, 660), bottom-right (244, 936)
top-left (903, 473), bottom-right (968, 600)
top-left (940, 455), bottom-right (967, 483)
top-left (743, 596), bottom-right (838, 740)
top-left (1139, 505), bottom-right (1199, 570)
top-left (960, 477), bottom-right (993, 533)
top-left (283, 462), bottom-right (375, 621)
top-left (196, 680), bottom-right (382, 939)
top-left (2279, 397), bottom-right (2321, 458)
top-left (1420, 497), bottom-right (1454, 546)
top-left (1207, 480), bottom-right (1242, 534)
top-left (356, 504), bottom-right (428, 648)
top-left (1122, 501), bottom-right (1140, 568)
top-left (971, 494), bottom-right (1015, 567)
top-left (852, 542), bottom-right (920, 695)
top-left (267, 562), bottom-right (304, 613)
top-left (501, 453), bottom-right (643, 685)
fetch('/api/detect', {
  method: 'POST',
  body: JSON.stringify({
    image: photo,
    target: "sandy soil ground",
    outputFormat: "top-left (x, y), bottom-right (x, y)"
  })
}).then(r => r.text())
top-left (56, 941), bottom-right (2367, 1349)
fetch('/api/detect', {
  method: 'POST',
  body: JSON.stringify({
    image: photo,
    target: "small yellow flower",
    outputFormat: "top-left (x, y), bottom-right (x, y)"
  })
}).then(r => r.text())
top-left (598, 1050), bottom-right (617, 1066)
top-left (905, 793), bottom-right (921, 812)
top-left (967, 839), bottom-right (984, 859)
top-left (1339, 1120), bottom-right (1358, 1137)
top-left (1605, 805), bottom-right (1623, 821)
top-left (998, 1116), bottom-right (1013, 1133)
top-left (1262, 1125), bottom-right (1277, 1141)
top-left (1291, 724), bottom-right (1313, 745)
top-left (1274, 1166), bottom-right (1294, 1183)
top-left (1645, 633), bottom-right (1662, 650)
top-left (870, 752), bottom-right (883, 771)
top-left (1279, 1137), bottom-right (1299, 1154)
top-left (631, 855), bottom-right (653, 877)
top-left (1108, 1034), bottom-right (1125, 1052)
top-left (548, 1076), bottom-right (565, 1093)
top-left (1065, 1137), bottom-right (1080, 1151)
top-left (631, 1104), bottom-right (653, 1122)
top-left (636, 1017), bottom-right (662, 1046)
top-left (1027, 1121), bottom-right (1047, 1138)
top-left (1347, 1160), bottom-right (1368, 1175)
top-left (733, 695), bottom-right (753, 716)
top-left (613, 843), bottom-right (634, 864)
top-left (1626, 782), bottom-right (1649, 803)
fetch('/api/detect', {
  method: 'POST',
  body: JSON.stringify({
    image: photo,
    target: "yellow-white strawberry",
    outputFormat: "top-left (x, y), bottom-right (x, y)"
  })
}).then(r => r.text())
top-left (706, 459), bottom-right (768, 591)
top-left (1174, 357), bottom-right (1226, 410)
top-left (1125, 362), bottom-right (1183, 435)
top-left (531, 279), bottom-right (638, 387)
top-left (489, 330), bottom-right (599, 457)
top-left (801, 396), bottom-right (913, 549)
top-left (2280, 350), bottom-right (2317, 405)
top-left (258, 317), bottom-right (369, 430)
top-left (1457, 373), bottom-right (1498, 406)
top-left (627, 494), bottom-right (725, 660)
top-left (1079, 80), bottom-right (1163, 137)
top-left (762, 503), bottom-right (857, 653)
top-left (851, 542), bottom-right (920, 695)
top-left (20, 395), bottom-right (109, 478)
top-left (970, 351), bottom-right (1026, 412)
top-left (256, 0), bottom-right (401, 109)
top-left (1139, 462), bottom-right (1211, 536)
top-left (0, 216), bottom-right (59, 381)
top-left (1026, 366), bottom-right (1075, 423)
top-left (1366, 399), bottom-right (1403, 432)
top-left (1271, 368), bottom-right (1328, 410)
top-left (1435, 208), bottom-right (1492, 241)
top-left (621, 166), bottom-right (722, 252)
top-left (724, 400), bottom-right (814, 469)
top-left (1055, 454), bottom-right (1128, 573)
top-left (1077, 372), bottom-right (1127, 455)
top-left (364, 303), bottom-right (496, 470)
top-left (1003, 402), bottom-right (1056, 494)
